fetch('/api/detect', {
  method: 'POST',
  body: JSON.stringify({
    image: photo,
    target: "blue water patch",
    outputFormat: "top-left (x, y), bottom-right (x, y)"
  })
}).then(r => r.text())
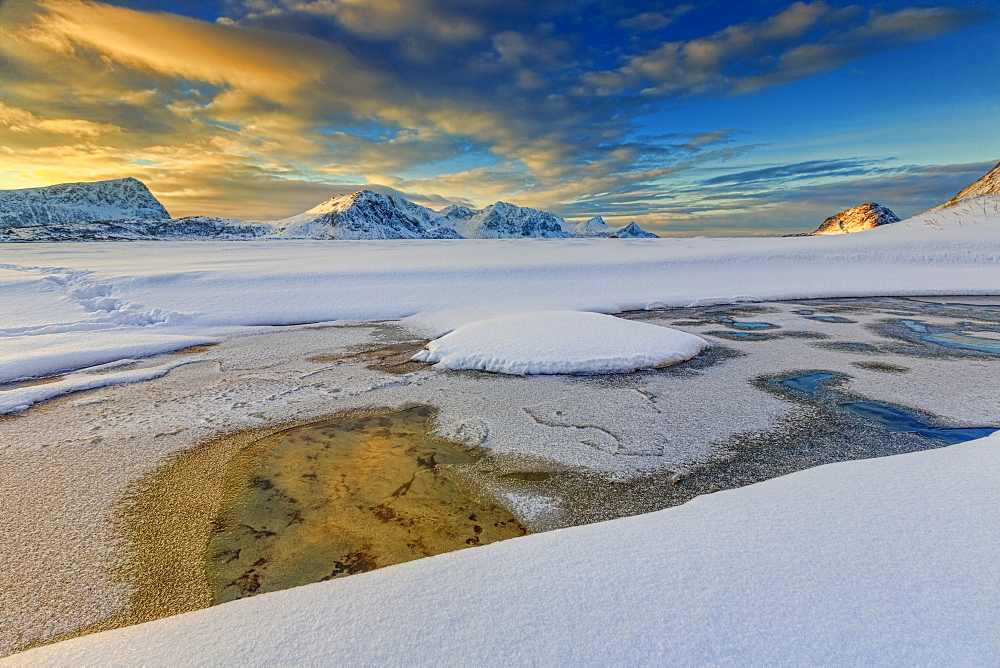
top-left (779, 372), bottom-right (837, 394)
top-left (732, 322), bottom-right (777, 329)
top-left (714, 316), bottom-right (777, 330)
top-left (923, 332), bottom-right (1000, 354)
top-left (843, 402), bottom-right (998, 444)
top-left (793, 309), bottom-right (814, 315)
top-left (899, 319), bottom-right (1000, 354)
top-left (807, 316), bottom-right (855, 323)
top-left (707, 330), bottom-right (772, 342)
top-left (900, 319), bottom-right (930, 334)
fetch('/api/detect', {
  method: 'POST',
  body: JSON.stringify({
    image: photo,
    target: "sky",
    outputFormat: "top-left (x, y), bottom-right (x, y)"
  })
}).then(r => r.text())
top-left (0, 0), bottom-right (997, 235)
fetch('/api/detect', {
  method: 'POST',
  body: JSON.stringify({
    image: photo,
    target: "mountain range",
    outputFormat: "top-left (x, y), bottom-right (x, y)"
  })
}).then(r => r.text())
top-left (1, 161), bottom-right (997, 242)
top-left (0, 180), bottom-right (659, 242)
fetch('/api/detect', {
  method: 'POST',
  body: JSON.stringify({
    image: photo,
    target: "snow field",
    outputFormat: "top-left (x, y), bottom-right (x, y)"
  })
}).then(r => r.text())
top-left (0, 197), bottom-right (998, 388)
top-left (412, 311), bottom-right (708, 374)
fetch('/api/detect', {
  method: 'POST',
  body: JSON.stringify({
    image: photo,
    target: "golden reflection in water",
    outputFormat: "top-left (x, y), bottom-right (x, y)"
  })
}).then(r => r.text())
top-left (207, 406), bottom-right (527, 604)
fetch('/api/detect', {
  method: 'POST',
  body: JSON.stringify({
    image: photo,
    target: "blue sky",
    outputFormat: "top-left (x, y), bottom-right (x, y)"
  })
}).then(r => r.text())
top-left (0, 0), bottom-right (996, 233)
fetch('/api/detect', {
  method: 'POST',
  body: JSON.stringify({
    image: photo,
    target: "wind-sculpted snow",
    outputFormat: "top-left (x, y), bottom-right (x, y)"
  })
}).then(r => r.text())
top-left (413, 311), bottom-right (706, 374)
top-left (0, 178), bottom-right (169, 229)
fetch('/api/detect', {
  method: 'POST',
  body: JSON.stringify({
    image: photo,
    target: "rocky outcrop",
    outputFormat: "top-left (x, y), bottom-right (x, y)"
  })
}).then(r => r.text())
top-left (950, 161), bottom-right (1000, 202)
top-left (809, 203), bottom-right (900, 235)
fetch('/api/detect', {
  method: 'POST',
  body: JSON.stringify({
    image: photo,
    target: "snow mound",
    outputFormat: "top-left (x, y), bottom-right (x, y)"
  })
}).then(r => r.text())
top-left (412, 311), bottom-right (707, 375)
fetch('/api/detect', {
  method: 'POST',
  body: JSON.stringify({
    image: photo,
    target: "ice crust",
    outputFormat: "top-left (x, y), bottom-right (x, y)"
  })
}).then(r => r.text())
top-left (10, 431), bottom-right (999, 665)
top-left (413, 311), bottom-right (707, 374)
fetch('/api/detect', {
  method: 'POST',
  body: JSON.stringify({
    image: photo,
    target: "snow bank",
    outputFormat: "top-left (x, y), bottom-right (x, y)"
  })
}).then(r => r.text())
top-left (11, 431), bottom-right (999, 665)
top-left (0, 360), bottom-right (195, 414)
top-left (0, 331), bottom-right (214, 384)
top-left (413, 311), bottom-right (707, 374)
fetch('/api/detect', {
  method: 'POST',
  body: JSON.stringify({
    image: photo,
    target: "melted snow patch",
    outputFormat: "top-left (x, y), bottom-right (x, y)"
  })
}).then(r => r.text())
top-left (412, 311), bottom-right (707, 375)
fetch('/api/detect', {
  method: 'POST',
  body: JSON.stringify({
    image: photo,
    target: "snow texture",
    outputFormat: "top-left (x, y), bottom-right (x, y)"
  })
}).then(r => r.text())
top-left (10, 431), bottom-right (999, 665)
top-left (412, 311), bottom-right (707, 374)
top-left (1, 194), bottom-right (999, 394)
top-left (0, 178), bottom-right (168, 229)
top-left (810, 202), bottom-right (901, 235)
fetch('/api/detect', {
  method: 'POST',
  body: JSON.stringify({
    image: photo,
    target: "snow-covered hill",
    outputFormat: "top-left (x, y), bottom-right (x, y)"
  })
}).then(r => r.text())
top-left (0, 178), bottom-right (169, 229)
top-left (950, 161), bottom-right (1000, 201)
top-left (810, 202), bottom-right (900, 235)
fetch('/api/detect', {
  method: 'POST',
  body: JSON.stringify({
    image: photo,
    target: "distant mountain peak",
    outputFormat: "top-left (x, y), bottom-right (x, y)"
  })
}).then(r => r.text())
top-left (810, 202), bottom-right (900, 235)
top-left (440, 200), bottom-right (570, 238)
top-left (271, 189), bottom-right (457, 240)
top-left (611, 222), bottom-right (660, 238)
top-left (571, 216), bottom-right (658, 238)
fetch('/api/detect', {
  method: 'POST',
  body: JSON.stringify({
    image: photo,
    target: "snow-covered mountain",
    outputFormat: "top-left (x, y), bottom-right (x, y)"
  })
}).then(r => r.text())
top-left (0, 177), bottom-right (169, 229)
top-left (571, 216), bottom-right (615, 236)
top-left (950, 161), bottom-right (1000, 201)
top-left (271, 190), bottom-right (460, 240)
top-left (610, 222), bottom-right (659, 238)
top-left (439, 201), bottom-right (570, 238)
top-left (810, 203), bottom-right (900, 235)
top-left (0, 180), bottom-right (661, 242)
top-left (571, 216), bottom-right (658, 238)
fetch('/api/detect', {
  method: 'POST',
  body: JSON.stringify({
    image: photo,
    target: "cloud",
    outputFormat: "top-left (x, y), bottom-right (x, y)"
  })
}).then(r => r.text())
top-left (583, 2), bottom-right (981, 97)
top-left (630, 160), bottom-right (999, 235)
top-left (702, 158), bottom-right (891, 185)
top-left (0, 0), bottom-right (986, 226)
top-left (616, 6), bottom-right (693, 33)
